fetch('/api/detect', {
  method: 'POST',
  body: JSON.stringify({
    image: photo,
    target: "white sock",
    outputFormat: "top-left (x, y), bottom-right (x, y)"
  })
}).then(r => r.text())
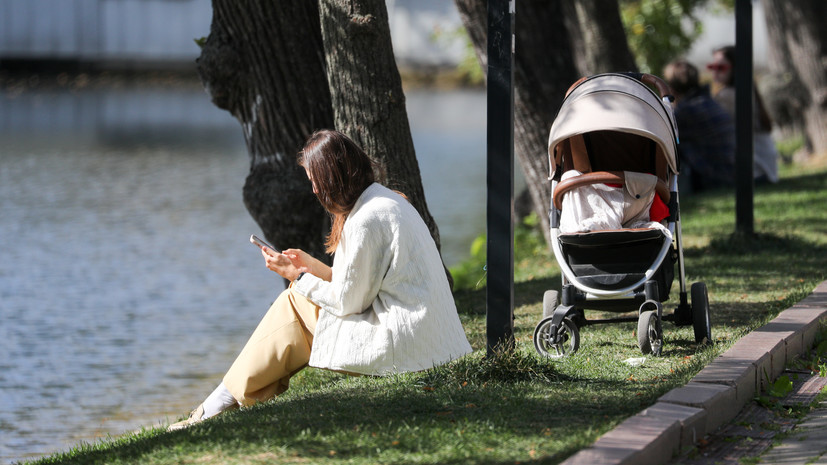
top-left (201, 382), bottom-right (239, 419)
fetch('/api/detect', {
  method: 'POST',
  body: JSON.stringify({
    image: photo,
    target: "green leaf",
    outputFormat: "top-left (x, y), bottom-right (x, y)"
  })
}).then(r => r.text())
top-left (815, 340), bottom-right (827, 358)
top-left (470, 235), bottom-right (486, 259)
top-left (767, 375), bottom-right (793, 398)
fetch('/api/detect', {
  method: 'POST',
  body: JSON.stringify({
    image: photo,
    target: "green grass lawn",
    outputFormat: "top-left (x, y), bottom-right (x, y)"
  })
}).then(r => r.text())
top-left (31, 159), bottom-right (827, 465)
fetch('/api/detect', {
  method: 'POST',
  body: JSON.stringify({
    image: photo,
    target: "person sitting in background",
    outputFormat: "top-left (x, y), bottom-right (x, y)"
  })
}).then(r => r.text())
top-left (168, 129), bottom-right (472, 431)
top-left (664, 59), bottom-right (735, 192)
top-left (708, 45), bottom-right (779, 184)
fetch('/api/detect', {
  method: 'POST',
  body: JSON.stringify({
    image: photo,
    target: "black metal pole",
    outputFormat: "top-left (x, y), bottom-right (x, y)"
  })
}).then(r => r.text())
top-left (735, 0), bottom-right (754, 235)
top-left (486, 0), bottom-right (515, 355)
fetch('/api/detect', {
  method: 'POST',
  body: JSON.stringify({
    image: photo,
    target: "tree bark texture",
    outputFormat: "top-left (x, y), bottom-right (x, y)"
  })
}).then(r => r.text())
top-left (198, 0), bottom-right (333, 260)
top-left (761, 0), bottom-right (827, 156)
top-left (571, 0), bottom-right (638, 75)
top-left (319, 0), bottom-right (443, 251)
top-left (455, 0), bottom-right (581, 244)
top-left (761, 0), bottom-right (810, 146)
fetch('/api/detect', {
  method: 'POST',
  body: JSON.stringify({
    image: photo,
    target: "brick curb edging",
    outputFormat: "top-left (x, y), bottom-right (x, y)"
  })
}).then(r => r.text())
top-left (561, 280), bottom-right (827, 465)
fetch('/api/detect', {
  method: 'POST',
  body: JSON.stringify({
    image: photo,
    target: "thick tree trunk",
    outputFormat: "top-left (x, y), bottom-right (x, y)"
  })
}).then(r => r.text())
top-left (571, 0), bottom-right (638, 75)
top-left (513, 1), bottom-right (581, 244)
top-left (319, 0), bottom-right (444, 252)
top-left (761, 0), bottom-right (827, 156)
top-left (455, 0), bottom-right (580, 245)
top-left (761, 0), bottom-right (810, 149)
top-left (761, 0), bottom-right (813, 152)
top-left (197, 1), bottom-right (333, 261)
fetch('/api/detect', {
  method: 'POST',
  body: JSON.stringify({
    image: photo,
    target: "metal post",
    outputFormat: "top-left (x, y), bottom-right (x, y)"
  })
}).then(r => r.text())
top-left (735, 0), bottom-right (754, 235)
top-left (485, 0), bottom-right (515, 355)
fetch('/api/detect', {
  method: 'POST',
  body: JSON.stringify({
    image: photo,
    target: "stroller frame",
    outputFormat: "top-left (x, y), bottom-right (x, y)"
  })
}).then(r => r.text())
top-left (533, 73), bottom-right (712, 358)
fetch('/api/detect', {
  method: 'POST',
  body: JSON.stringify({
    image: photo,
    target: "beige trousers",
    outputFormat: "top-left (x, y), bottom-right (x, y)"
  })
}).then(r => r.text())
top-left (223, 285), bottom-right (320, 406)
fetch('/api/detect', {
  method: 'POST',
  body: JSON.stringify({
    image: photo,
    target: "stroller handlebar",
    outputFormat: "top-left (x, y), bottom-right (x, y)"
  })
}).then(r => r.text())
top-left (635, 73), bottom-right (675, 103)
top-left (552, 171), bottom-right (671, 211)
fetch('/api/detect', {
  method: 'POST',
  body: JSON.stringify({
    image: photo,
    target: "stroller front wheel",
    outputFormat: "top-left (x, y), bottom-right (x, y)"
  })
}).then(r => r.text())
top-left (534, 316), bottom-right (580, 358)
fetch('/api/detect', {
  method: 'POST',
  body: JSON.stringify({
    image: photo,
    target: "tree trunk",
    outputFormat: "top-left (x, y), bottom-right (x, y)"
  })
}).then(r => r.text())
top-left (760, 0), bottom-right (810, 149)
top-left (571, 0), bottom-right (638, 75)
top-left (318, 0), bottom-right (444, 252)
top-left (560, 1), bottom-right (588, 75)
top-left (455, 0), bottom-right (581, 244)
top-left (197, 0), bottom-right (333, 261)
top-left (760, 1), bottom-right (813, 150)
top-left (513, 1), bottom-right (581, 244)
top-left (761, 0), bottom-right (827, 156)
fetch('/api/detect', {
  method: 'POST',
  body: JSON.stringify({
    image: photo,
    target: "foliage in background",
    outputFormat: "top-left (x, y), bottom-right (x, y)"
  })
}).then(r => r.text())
top-left (619, 0), bottom-right (708, 74)
top-left (434, 1), bottom-right (743, 84)
top-left (431, 25), bottom-right (485, 86)
top-left (450, 213), bottom-right (550, 291)
top-left (449, 233), bottom-right (487, 290)
top-left (438, 1), bottom-right (736, 85)
top-left (775, 134), bottom-right (806, 161)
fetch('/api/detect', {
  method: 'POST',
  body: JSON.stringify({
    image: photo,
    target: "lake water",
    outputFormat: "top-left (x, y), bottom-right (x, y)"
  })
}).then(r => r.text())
top-left (0, 81), bottom-right (501, 464)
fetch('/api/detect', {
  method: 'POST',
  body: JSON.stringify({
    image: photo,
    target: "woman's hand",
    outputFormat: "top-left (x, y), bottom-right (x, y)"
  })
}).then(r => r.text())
top-left (260, 247), bottom-right (302, 281)
top-left (283, 248), bottom-right (333, 282)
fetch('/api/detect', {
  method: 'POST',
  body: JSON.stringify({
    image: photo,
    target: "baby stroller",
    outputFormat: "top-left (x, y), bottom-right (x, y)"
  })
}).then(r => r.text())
top-left (533, 73), bottom-right (712, 358)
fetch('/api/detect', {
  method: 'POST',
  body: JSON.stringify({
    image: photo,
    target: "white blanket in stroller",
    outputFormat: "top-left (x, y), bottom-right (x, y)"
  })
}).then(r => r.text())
top-left (559, 170), bottom-right (671, 239)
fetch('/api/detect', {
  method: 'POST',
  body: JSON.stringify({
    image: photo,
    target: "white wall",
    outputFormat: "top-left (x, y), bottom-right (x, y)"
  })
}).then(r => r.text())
top-left (0, 0), bottom-right (211, 62)
top-left (0, 0), bottom-right (768, 70)
top-left (0, 0), bottom-right (99, 58)
top-left (98, 0), bottom-right (211, 60)
top-left (687, 3), bottom-right (770, 70)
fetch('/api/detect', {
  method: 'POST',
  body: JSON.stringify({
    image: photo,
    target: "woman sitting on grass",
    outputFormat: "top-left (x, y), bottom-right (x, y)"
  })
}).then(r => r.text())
top-left (169, 129), bottom-right (472, 430)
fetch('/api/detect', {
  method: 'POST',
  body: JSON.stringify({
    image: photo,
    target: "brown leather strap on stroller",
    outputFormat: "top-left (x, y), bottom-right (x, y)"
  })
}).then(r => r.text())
top-left (553, 171), bottom-right (671, 210)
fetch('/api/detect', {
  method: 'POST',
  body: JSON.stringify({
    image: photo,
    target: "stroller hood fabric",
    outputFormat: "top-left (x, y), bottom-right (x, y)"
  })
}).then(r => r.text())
top-left (548, 74), bottom-right (679, 180)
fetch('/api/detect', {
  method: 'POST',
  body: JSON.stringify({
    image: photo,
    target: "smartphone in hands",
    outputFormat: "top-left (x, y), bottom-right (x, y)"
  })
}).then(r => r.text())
top-left (250, 234), bottom-right (277, 253)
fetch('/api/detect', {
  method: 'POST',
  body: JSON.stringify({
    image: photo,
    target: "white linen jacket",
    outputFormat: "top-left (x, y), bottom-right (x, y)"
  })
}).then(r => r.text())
top-left (293, 183), bottom-right (473, 375)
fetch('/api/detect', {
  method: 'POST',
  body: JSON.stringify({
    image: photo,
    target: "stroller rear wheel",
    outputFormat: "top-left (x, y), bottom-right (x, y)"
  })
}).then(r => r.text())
top-left (637, 310), bottom-right (663, 355)
top-left (534, 316), bottom-right (580, 358)
top-left (691, 282), bottom-right (712, 344)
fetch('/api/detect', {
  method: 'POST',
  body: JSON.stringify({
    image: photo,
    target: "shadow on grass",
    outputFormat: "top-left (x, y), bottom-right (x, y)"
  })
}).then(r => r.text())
top-left (42, 342), bottom-right (717, 465)
top-left (40, 377), bottom-right (629, 465)
top-left (683, 232), bottom-right (827, 296)
top-left (765, 169), bottom-right (827, 193)
top-left (48, 375), bottom-right (662, 465)
top-left (680, 169), bottom-right (827, 207)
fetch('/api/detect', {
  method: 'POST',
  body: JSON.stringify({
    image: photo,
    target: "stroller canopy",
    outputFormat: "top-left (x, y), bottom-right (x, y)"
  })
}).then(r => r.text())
top-left (548, 74), bottom-right (679, 180)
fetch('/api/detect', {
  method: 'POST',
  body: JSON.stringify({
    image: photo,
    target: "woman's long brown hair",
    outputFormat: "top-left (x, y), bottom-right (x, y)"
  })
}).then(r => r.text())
top-left (298, 130), bottom-right (376, 254)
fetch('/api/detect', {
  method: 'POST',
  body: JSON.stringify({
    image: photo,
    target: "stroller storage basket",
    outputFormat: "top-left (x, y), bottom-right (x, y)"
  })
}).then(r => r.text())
top-left (559, 229), bottom-right (666, 291)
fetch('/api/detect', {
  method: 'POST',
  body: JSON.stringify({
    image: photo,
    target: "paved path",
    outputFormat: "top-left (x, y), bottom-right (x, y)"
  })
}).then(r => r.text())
top-left (670, 371), bottom-right (827, 464)
top-left (759, 401), bottom-right (827, 464)
top-left (560, 280), bottom-right (827, 465)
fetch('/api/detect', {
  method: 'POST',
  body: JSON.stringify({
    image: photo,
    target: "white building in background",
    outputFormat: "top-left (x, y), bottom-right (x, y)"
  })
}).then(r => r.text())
top-left (0, 0), bottom-right (463, 69)
top-left (0, 0), bottom-right (764, 71)
top-left (0, 0), bottom-right (212, 66)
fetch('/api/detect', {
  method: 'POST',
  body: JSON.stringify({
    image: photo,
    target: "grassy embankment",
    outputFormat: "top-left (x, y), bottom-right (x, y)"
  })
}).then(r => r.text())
top-left (31, 155), bottom-right (827, 465)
